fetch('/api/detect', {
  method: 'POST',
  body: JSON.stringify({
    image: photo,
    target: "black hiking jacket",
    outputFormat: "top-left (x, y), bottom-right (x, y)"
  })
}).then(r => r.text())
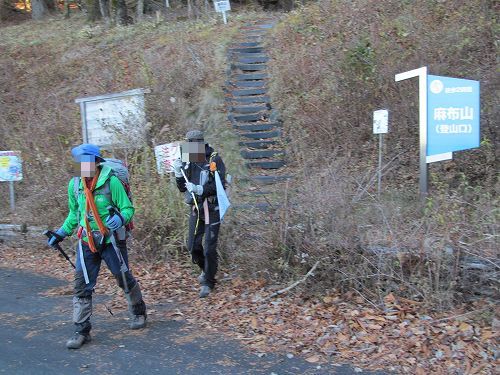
top-left (176, 144), bottom-right (226, 208)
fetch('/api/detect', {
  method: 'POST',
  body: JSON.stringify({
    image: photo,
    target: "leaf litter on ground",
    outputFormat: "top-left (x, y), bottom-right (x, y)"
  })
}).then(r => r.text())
top-left (0, 244), bottom-right (497, 374)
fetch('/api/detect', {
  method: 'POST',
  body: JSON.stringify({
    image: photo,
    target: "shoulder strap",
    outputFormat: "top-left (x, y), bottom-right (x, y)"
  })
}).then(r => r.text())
top-left (209, 152), bottom-right (218, 163)
top-left (73, 176), bottom-right (114, 226)
top-left (93, 177), bottom-right (112, 206)
top-left (73, 177), bottom-right (81, 225)
top-left (209, 152), bottom-right (218, 173)
top-left (73, 176), bottom-right (80, 201)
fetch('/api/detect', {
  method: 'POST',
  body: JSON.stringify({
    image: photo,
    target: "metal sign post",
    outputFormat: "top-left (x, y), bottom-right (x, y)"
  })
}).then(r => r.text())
top-left (396, 67), bottom-right (480, 200)
top-left (373, 109), bottom-right (389, 197)
top-left (213, 0), bottom-right (230, 24)
top-left (395, 67), bottom-right (429, 198)
top-left (9, 181), bottom-right (15, 211)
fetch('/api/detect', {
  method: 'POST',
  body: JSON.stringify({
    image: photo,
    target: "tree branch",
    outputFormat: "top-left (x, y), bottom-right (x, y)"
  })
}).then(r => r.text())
top-left (263, 261), bottom-right (320, 301)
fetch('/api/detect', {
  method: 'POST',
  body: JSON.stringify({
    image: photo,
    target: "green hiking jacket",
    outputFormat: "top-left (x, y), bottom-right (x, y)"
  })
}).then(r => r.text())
top-left (61, 165), bottom-right (134, 242)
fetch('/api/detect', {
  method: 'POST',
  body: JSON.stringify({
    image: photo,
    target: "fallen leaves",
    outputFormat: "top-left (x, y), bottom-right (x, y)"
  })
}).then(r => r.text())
top-left (1, 244), bottom-right (498, 374)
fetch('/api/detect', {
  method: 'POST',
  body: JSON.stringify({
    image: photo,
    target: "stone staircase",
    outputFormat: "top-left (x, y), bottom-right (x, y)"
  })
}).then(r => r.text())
top-left (225, 20), bottom-right (292, 203)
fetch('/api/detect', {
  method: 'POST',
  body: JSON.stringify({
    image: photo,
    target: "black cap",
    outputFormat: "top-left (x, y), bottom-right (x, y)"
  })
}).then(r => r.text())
top-left (185, 130), bottom-right (204, 142)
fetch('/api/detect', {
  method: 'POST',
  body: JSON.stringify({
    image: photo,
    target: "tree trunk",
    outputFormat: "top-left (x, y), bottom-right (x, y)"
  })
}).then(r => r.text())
top-left (99, 0), bottom-right (111, 26)
top-left (187, 0), bottom-right (192, 19)
top-left (31, 0), bottom-right (50, 19)
top-left (116, 0), bottom-right (128, 25)
top-left (84, 0), bottom-right (102, 22)
top-left (136, 0), bottom-right (144, 21)
top-left (0, 0), bottom-right (11, 21)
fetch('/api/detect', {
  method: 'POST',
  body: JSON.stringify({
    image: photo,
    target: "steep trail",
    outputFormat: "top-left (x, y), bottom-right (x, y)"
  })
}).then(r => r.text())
top-left (225, 19), bottom-right (292, 209)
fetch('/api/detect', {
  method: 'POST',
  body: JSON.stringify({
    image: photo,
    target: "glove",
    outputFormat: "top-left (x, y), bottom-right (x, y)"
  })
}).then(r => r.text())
top-left (105, 214), bottom-right (123, 231)
top-left (186, 182), bottom-right (203, 196)
top-left (172, 158), bottom-right (183, 178)
top-left (48, 228), bottom-right (67, 247)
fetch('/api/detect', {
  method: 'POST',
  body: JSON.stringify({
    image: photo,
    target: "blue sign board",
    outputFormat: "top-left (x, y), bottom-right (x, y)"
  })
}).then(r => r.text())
top-left (427, 75), bottom-right (480, 156)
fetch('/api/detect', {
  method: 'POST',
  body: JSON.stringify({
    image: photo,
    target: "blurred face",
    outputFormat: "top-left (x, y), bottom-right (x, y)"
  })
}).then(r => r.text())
top-left (80, 161), bottom-right (96, 177)
top-left (181, 141), bottom-right (205, 163)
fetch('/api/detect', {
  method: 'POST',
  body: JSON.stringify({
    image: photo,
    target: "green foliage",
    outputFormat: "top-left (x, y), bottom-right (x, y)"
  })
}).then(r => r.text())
top-left (346, 39), bottom-right (375, 81)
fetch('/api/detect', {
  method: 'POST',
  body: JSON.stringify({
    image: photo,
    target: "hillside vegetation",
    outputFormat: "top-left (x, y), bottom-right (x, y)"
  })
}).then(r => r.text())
top-left (0, 1), bottom-right (498, 313)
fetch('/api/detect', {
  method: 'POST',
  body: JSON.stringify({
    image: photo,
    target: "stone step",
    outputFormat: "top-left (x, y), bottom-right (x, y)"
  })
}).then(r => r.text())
top-left (230, 42), bottom-right (262, 48)
top-left (246, 160), bottom-right (286, 169)
top-left (232, 202), bottom-right (272, 212)
top-left (239, 129), bottom-right (281, 139)
top-left (250, 175), bottom-right (293, 185)
top-left (230, 104), bottom-right (269, 113)
top-left (239, 139), bottom-right (278, 149)
top-left (236, 56), bottom-right (270, 64)
top-left (228, 47), bottom-right (265, 54)
top-left (231, 88), bottom-right (267, 97)
top-left (228, 80), bottom-right (266, 88)
top-left (241, 32), bottom-right (268, 39)
top-left (229, 112), bottom-right (268, 122)
top-left (228, 95), bottom-right (271, 104)
top-left (240, 149), bottom-right (284, 159)
top-left (241, 29), bottom-right (268, 35)
top-left (244, 22), bottom-right (275, 29)
top-left (233, 73), bottom-right (269, 81)
top-left (239, 190), bottom-right (274, 196)
top-left (234, 52), bottom-right (268, 58)
top-left (239, 35), bottom-right (265, 42)
top-left (233, 123), bottom-right (276, 132)
top-left (232, 63), bottom-right (267, 71)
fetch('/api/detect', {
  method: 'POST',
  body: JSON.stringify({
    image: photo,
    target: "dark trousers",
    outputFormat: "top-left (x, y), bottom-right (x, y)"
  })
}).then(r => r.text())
top-left (73, 240), bottom-right (146, 335)
top-left (187, 208), bottom-right (221, 289)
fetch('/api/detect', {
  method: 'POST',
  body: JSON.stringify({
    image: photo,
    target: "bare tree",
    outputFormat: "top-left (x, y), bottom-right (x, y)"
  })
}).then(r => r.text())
top-left (31, 0), bottom-right (54, 19)
top-left (116, 0), bottom-right (128, 25)
top-left (136, 0), bottom-right (144, 21)
top-left (0, 0), bottom-right (12, 21)
top-left (83, 0), bottom-right (102, 22)
top-left (99, 0), bottom-right (111, 25)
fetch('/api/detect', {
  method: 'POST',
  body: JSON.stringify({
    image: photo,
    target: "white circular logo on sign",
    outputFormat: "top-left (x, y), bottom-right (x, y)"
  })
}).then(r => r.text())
top-left (430, 79), bottom-right (444, 94)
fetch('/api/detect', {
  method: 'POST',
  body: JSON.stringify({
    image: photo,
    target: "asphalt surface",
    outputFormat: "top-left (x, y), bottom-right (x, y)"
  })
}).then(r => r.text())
top-left (0, 268), bottom-right (385, 375)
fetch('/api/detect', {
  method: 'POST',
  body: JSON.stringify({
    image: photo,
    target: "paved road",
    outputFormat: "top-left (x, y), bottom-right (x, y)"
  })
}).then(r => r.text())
top-left (0, 268), bottom-right (384, 375)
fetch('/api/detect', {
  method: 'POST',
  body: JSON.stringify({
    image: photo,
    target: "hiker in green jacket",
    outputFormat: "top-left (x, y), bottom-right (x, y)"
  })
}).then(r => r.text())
top-left (47, 144), bottom-right (147, 349)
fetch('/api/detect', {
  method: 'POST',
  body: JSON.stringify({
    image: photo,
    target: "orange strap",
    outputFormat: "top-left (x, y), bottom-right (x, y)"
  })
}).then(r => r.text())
top-left (83, 169), bottom-right (109, 253)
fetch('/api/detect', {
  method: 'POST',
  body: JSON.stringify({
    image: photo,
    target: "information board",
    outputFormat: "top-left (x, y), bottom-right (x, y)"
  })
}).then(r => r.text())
top-left (427, 75), bottom-right (480, 156)
top-left (0, 151), bottom-right (22, 182)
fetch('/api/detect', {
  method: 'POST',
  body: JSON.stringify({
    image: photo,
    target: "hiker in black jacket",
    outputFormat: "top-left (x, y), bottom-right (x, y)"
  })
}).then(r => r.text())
top-left (173, 130), bottom-right (226, 298)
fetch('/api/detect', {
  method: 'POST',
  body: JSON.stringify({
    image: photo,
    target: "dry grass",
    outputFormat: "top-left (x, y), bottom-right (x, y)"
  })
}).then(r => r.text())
top-left (0, 3), bottom-right (498, 311)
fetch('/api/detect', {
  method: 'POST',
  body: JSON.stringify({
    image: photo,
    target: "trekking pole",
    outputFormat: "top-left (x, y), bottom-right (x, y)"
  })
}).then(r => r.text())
top-left (180, 167), bottom-right (201, 254)
top-left (180, 168), bottom-right (198, 209)
top-left (43, 230), bottom-right (115, 316)
top-left (107, 206), bottom-right (132, 304)
top-left (43, 230), bottom-right (76, 269)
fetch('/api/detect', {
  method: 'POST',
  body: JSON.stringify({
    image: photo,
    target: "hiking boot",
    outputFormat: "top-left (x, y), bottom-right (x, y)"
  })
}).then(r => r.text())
top-left (198, 271), bottom-right (206, 284)
top-left (66, 332), bottom-right (90, 349)
top-left (130, 314), bottom-right (147, 330)
top-left (199, 285), bottom-right (213, 298)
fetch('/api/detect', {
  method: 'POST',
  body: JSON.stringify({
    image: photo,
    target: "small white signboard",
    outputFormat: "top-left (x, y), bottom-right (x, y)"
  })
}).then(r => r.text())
top-left (154, 142), bottom-right (181, 175)
top-left (213, 0), bottom-right (230, 12)
top-left (0, 151), bottom-right (22, 182)
top-left (373, 109), bottom-right (389, 134)
top-left (76, 89), bottom-right (149, 148)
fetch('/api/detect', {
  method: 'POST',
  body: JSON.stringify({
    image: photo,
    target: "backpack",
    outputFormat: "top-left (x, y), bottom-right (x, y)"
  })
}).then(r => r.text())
top-left (73, 158), bottom-right (134, 235)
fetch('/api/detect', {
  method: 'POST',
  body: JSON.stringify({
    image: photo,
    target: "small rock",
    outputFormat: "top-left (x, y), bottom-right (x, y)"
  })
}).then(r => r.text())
top-left (354, 368), bottom-right (363, 373)
top-left (286, 353), bottom-right (294, 359)
top-left (256, 352), bottom-right (266, 358)
top-left (118, 345), bottom-right (125, 348)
